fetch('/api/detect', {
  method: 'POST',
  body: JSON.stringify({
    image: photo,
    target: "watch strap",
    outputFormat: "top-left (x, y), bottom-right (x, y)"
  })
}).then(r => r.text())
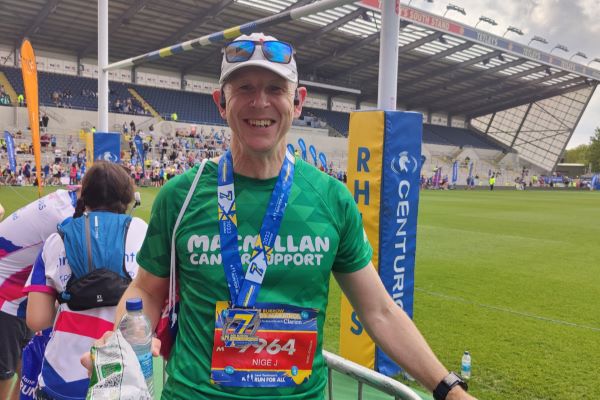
top-left (433, 372), bottom-right (468, 400)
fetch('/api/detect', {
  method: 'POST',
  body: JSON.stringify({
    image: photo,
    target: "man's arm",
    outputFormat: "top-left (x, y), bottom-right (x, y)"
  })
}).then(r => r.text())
top-left (113, 267), bottom-right (169, 330)
top-left (334, 262), bottom-right (475, 400)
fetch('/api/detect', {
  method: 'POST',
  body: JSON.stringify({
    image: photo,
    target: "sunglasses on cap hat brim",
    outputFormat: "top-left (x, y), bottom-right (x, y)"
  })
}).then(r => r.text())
top-left (223, 40), bottom-right (294, 64)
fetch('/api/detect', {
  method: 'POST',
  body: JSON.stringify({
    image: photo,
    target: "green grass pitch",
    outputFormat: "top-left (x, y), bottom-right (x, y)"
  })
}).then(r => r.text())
top-left (2, 186), bottom-right (599, 399)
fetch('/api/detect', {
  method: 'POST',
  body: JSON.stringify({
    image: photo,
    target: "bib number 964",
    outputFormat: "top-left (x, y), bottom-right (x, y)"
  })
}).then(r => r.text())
top-left (239, 338), bottom-right (296, 356)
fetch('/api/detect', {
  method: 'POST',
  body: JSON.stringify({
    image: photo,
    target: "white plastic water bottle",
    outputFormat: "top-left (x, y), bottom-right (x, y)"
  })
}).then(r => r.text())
top-left (461, 351), bottom-right (471, 380)
top-left (119, 298), bottom-right (154, 395)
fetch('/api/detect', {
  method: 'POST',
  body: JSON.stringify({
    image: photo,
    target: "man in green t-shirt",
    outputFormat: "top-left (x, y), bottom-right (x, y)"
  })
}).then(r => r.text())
top-left (83, 33), bottom-right (475, 400)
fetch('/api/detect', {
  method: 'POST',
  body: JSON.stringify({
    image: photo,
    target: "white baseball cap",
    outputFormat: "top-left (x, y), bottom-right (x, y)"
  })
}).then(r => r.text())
top-left (219, 32), bottom-right (298, 84)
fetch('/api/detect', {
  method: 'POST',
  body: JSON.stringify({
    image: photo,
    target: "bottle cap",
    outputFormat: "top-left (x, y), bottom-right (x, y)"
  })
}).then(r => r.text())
top-left (125, 297), bottom-right (143, 311)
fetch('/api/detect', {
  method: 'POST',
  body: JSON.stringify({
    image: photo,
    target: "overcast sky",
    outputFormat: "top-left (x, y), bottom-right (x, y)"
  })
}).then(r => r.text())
top-left (414, 0), bottom-right (600, 149)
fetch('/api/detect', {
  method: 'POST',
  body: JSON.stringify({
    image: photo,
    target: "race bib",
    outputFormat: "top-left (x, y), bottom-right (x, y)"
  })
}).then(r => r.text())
top-left (211, 301), bottom-right (318, 387)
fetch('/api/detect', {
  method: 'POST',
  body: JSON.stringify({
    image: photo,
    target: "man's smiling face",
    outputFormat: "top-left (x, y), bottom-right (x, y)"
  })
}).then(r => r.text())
top-left (218, 67), bottom-right (304, 156)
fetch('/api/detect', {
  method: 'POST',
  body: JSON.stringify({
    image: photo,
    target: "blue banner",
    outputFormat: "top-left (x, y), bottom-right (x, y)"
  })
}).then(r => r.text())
top-left (93, 132), bottom-right (121, 163)
top-left (318, 152), bottom-right (327, 171)
top-left (592, 175), bottom-right (600, 190)
top-left (309, 145), bottom-right (317, 166)
top-left (4, 131), bottom-right (16, 173)
top-left (134, 134), bottom-right (145, 170)
top-left (452, 160), bottom-right (458, 184)
top-left (297, 138), bottom-right (307, 161)
top-left (376, 112), bottom-right (422, 376)
top-left (287, 143), bottom-right (295, 156)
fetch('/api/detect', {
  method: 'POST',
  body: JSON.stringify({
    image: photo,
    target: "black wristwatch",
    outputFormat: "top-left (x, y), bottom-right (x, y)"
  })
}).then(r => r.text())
top-left (433, 372), bottom-right (468, 400)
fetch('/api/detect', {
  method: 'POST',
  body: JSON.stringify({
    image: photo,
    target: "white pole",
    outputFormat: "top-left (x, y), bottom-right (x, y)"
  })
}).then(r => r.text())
top-left (377, 0), bottom-right (400, 110)
top-left (98, 0), bottom-right (109, 132)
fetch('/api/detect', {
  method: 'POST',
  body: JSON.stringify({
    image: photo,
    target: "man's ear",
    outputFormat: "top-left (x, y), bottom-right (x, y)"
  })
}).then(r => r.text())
top-left (212, 88), bottom-right (227, 119)
top-left (293, 86), bottom-right (307, 118)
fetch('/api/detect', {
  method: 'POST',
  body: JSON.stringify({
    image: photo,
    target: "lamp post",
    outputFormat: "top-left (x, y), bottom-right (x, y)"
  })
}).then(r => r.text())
top-left (475, 16), bottom-right (497, 28)
top-left (503, 26), bottom-right (523, 37)
top-left (443, 4), bottom-right (466, 17)
top-left (527, 35), bottom-right (548, 46)
top-left (569, 51), bottom-right (587, 61)
top-left (550, 44), bottom-right (569, 54)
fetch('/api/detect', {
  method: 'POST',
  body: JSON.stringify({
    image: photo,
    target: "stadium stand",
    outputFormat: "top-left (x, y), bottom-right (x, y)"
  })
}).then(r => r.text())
top-left (132, 85), bottom-right (223, 125)
top-left (302, 107), bottom-right (350, 136)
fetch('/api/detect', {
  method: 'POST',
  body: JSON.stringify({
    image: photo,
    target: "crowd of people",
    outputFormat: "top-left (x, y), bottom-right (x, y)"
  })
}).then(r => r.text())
top-left (0, 33), bottom-right (474, 400)
top-left (112, 96), bottom-right (150, 115)
top-left (50, 89), bottom-right (73, 108)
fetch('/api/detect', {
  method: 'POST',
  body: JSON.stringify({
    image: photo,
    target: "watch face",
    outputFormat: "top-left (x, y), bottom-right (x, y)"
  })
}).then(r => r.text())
top-left (444, 372), bottom-right (461, 386)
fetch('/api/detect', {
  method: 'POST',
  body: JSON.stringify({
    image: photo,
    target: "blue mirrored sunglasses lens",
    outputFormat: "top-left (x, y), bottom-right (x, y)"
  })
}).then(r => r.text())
top-left (225, 41), bottom-right (255, 62)
top-left (262, 41), bottom-right (292, 64)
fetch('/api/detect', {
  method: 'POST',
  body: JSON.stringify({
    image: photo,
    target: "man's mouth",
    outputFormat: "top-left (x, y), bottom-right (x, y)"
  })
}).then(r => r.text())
top-left (246, 119), bottom-right (275, 128)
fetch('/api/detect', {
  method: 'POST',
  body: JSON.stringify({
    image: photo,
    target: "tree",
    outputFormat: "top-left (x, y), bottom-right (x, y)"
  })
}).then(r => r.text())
top-left (588, 127), bottom-right (600, 173)
top-left (564, 143), bottom-right (589, 164)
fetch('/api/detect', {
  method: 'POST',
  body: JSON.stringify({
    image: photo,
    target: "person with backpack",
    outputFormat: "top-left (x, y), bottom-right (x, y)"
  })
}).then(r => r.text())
top-left (24, 161), bottom-right (147, 400)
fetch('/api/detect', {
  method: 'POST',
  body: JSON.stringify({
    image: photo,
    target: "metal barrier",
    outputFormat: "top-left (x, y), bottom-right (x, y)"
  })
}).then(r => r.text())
top-left (160, 352), bottom-right (423, 400)
top-left (323, 350), bottom-right (423, 400)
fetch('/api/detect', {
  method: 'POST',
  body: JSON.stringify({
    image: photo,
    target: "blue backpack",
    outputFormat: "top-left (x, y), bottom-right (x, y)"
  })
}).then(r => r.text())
top-left (58, 211), bottom-right (132, 310)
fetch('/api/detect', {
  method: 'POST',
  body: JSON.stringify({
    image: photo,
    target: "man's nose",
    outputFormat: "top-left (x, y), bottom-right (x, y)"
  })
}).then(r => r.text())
top-left (250, 90), bottom-right (269, 107)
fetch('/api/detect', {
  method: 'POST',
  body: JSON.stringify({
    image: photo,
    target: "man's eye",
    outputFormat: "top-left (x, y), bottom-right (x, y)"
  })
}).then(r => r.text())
top-left (269, 86), bottom-right (284, 93)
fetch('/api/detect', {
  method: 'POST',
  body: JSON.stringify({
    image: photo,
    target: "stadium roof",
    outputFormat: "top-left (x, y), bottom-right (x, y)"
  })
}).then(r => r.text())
top-left (0, 0), bottom-right (598, 171)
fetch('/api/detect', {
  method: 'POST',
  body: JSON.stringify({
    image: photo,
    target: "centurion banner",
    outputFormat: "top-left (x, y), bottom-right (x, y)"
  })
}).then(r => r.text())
top-left (93, 132), bottom-right (121, 163)
top-left (340, 110), bottom-right (422, 376)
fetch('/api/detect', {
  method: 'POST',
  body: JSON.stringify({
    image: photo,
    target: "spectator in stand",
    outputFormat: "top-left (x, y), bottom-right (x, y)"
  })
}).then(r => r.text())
top-left (22, 162), bottom-right (31, 185)
top-left (41, 133), bottom-right (50, 149)
top-left (52, 161), bottom-right (62, 185)
top-left (41, 113), bottom-right (49, 132)
top-left (69, 162), bottom-right (78, 185)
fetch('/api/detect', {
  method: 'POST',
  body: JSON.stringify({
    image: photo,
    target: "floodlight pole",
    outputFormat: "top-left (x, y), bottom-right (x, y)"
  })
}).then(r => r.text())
top-left (98, 0), bottom-right (108, 133)
top-left (377, 0), bottom-right (400, 111)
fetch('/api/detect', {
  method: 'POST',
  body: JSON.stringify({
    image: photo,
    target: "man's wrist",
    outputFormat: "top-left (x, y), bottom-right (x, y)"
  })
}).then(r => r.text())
top-left (433, 372), bottom-right (468, 400)
top-left (446, 385), bottom-right (469, 400)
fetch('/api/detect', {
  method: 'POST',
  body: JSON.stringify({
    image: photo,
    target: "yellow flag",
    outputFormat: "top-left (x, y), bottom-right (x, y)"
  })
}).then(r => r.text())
top-left (20, 40), bottom-right (42, 197)
top-left (86, 131), bottom-right (94, 169)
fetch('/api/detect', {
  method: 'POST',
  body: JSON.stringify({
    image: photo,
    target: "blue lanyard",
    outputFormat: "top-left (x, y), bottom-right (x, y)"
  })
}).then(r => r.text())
top-left (217, 150), bottom-right (295, 308)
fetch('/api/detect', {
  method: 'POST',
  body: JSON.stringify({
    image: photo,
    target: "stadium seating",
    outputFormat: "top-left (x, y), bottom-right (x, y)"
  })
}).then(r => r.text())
top-left (302, 107), bottom-right (349, 136)
top-left (132, 85), bottom-right (223, 125)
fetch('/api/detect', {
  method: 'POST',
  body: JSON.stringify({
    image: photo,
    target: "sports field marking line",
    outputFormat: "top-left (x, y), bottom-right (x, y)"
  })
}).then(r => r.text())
top-left (419, 224), bottom-right (565, 244)
top-left (6, 185), bottom-right (34, 203)
top-left (416, 288), bottom-right (600, 332)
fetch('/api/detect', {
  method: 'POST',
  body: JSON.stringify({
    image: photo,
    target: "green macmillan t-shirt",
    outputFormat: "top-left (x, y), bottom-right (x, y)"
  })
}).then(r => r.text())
top-left (137, 157), bottom-right (373, 400)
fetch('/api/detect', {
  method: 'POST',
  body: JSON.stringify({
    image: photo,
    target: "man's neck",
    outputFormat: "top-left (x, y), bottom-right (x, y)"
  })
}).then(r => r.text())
top-left (215, 142), bottom-right (286, 180)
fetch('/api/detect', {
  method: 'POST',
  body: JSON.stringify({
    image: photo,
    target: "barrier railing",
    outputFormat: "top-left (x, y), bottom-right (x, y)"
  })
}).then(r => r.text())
top-left (323, 350), bottom-right (423, 400)
top-left (158, 352), bottom-right (424, 400)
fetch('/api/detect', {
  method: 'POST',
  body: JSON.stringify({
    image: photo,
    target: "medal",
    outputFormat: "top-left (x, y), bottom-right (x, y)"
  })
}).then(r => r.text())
top-left (217, 150), bottom-right (295, 348)
top-left (221, 307), bottom-right (261, 347)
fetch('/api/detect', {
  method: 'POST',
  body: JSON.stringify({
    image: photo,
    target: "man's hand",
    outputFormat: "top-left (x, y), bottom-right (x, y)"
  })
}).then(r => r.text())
top-left (80, 331), bottom-right (162, 377)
